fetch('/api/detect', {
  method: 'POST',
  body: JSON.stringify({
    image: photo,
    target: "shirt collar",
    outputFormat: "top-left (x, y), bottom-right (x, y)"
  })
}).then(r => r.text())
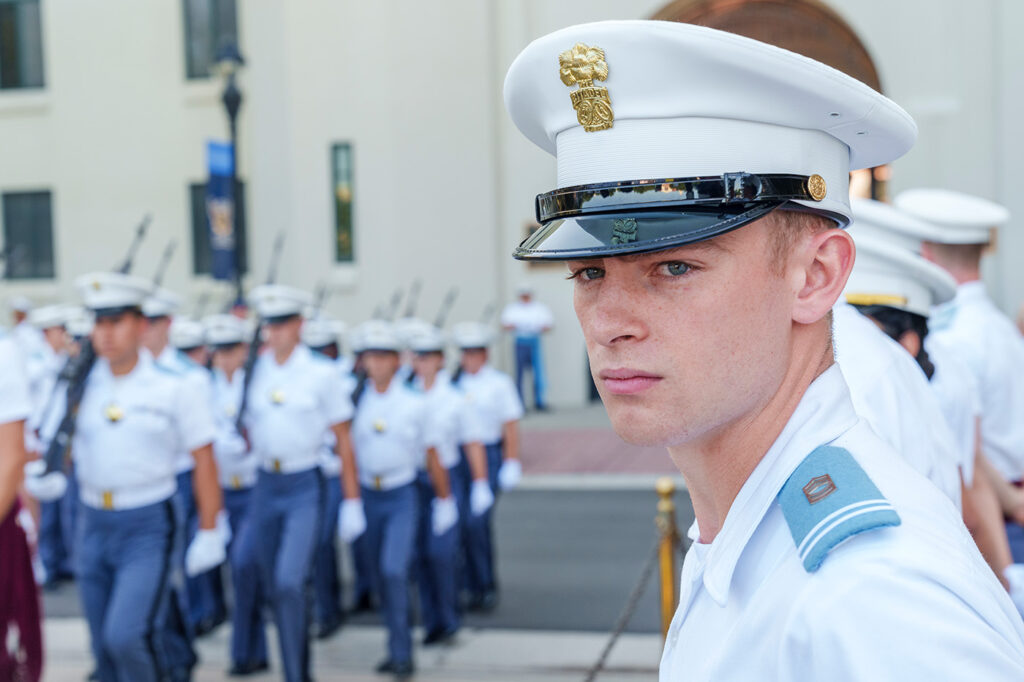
top-left (693, 364), bottom-right (859, 606)
top-left (956, 280), bottom-right (986, 302)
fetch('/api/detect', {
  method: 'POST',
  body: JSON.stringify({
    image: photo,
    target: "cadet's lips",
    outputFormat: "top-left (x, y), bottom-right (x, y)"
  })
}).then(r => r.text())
top-left (599, 368), bottom-right (662, 395)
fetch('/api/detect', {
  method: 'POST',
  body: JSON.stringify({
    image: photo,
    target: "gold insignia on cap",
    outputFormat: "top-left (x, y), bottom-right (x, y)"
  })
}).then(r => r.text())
top-left (104, 404), bottom-right (124, 423)
top-left (611, 217), bottom-right (638, 245)
top-left (559, 43), bottom-right (613, 133)
top-left (802, 474), bottom-right (837, 504)
top-left (806, 174), bottom-right (827, 202)
top-left (271, 389), bottom-right (285, 405)
top-left (91, 280), bottom-right (102, 291)
top-left (373, 419), bottom-right (387, 433)
top-left (845, 293), bottom-right (908, 307)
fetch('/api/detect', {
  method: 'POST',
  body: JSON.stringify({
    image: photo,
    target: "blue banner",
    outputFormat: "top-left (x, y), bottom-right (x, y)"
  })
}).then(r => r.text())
top-left (206, 140), bottom-right (236, 281)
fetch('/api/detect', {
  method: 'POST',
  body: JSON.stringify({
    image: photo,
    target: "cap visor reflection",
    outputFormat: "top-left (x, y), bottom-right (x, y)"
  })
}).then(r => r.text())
top-left (513, 205), bottom-right (779, 261)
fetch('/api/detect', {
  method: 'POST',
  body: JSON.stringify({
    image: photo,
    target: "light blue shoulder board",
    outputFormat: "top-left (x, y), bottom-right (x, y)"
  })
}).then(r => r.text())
top-left (778, 445), bottom-right (900, 572)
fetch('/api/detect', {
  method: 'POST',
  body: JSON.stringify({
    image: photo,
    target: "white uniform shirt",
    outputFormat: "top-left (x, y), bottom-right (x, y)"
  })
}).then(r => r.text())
top-left (318, 358), bottom-right (358, 477)
top-left (72, 352), bottom-right (217, 507)
top-left (833, 302), bottom-right (962, 506)
top-left (927, 344), bottom-right (982, 486)
top-left (11, 320), bottom-right (44, 357)
top-left (0, 336), bottom-right (31, 425)
top-left (351, 378), bottom-right (434, 488)
top-left (25, 343), bottom-right (65, 451)
top-left (501, 300), bottom-right (554, 337)
top-left (455, 365), bottom-right (524, 445)
top-left (927, 281), bottom-right (1024, 481)
top-left (210, 367), bottom-right (257, 490)
top-left (157, 346), bottom-right (215, 474)
top-left (660, 365), bottom-right (1024, 681)
top-left (413, 373), bottom-right (488, 470)
top-left (245, 345), bottom-right (354, 473)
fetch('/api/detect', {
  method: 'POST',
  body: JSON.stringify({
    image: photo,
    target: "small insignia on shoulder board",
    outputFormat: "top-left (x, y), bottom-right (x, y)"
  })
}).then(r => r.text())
top-left (779, 446), bottom-right (900, 572)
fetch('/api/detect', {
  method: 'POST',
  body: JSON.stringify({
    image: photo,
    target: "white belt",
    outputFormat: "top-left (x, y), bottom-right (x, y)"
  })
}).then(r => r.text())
top-left (360, 469), bottom-right (417, 492)
top-left (80, 479), bottom-right (177, 511)
top-left (261, 453), bottom-right (320, 475)
top-left (220, 469), bottom-right (257, 490)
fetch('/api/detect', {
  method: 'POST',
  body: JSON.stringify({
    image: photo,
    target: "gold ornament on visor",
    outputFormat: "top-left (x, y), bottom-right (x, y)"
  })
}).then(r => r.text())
top-left (559, 43), bottom-right (613, 132)
top-left (806, 174), bottom-right (827, 201)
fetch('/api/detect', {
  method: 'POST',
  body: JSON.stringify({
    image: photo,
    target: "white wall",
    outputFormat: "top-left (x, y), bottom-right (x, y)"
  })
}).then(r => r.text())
top-left (1, 0), bottom-right (1020, 407)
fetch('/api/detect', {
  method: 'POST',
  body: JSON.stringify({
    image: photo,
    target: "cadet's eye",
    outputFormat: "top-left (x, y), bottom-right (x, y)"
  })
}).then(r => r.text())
top-left (567, 266), bottom-right (605, 282)
top-left (660, 261), bottom-right (690, 277)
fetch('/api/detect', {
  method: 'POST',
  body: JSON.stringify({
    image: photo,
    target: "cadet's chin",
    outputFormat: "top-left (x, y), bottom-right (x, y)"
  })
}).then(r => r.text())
top-left (602, 400), bottom-right (680, 448)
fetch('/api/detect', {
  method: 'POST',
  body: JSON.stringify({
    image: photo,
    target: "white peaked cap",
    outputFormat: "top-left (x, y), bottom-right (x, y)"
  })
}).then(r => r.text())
top-left (452, 321), bottom-right (493, 350)
top-left (408, 325), bottom-right (447, 353)
top-left (849, 197), bottom-right (937, 253)
top-left (302, 316), bottom-right (347, 348)
top-left (355, 320), bottom-right (401, 352)
top-left (894, 189), bottom-right (1010, 245)
top-left (845, 233), bottom-right (956, 317)
top-left (249, 284), bottom-right (312, 319)
top-left (75, 272), bottom-right (153, 313)
top-left (9, 295), bottom-right (32, 313)
top-left (393, 317), bottom-right (435, 346)
top-left (65, 308), bottom-right (94, 338)
top-left (504, 20), bottom-right (917, 247)
top-left (203, 314), bottom-right (249, 346)
top-left (29, 304), bottom-right (72, 330)
top-left (142, 288), bottom-right (183, 318)
top-left (170, 317), bottom-right (206, 350)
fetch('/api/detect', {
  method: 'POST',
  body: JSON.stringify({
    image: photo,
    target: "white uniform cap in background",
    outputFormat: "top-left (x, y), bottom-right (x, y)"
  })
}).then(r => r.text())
top-left (516, 282), bottom-right (534, 297)
top-left (356, 320), bottom-right (401, 353)
top-left (845, 233), bottom-right (956, 317)
top-left (75, 272), bottom-right (153, 314)
top-left (393, 317), bottom-right (435, 347)
top-left (303, 316), bottom-right (347, 349)
top-left (408, 325), bottom-right (447, 354)
top-left (9, 295), bottom-right (32, 313)
top-left (452, 322), bottom-right (493, 350)
top-left (849, 197), bottom-right (937, 253)
top-left (142, 288), bottom-right (183, 318)
top-left (29, 304), bottom-right (72, 330)
top-left (170, 317), bottom-right (206, 350)
top-left (203, 314), bottom-right (249, 346)
top-left (504, 20), bottom-right (917, 260)
top-left (249, 284), bottom-right (312, 320)
top-left (65, 308), bottom-right (94, 338)
top-left (893, 189), bottom-right (1011, 245)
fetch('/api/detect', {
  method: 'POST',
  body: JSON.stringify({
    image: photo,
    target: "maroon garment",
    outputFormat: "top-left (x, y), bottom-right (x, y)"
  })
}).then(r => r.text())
top-left (0, 499), bottom-right (42, 682)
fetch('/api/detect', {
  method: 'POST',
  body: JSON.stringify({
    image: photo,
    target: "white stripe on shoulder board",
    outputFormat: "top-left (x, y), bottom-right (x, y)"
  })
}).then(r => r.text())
top-left (799, 503), bottom-right (897, 561)
top-left (796, 499), bottom-right (890, 557)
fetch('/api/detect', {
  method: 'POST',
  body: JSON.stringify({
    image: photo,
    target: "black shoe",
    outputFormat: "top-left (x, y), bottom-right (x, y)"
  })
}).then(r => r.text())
top-left (375, 659), bottom-right (414, 677)
top-left (86, 671), bottom-right (99, 681)
top-left (478, 590), bottom-right (498, 612)
top-left (351, 591), bottom-right (375, 613)
top-left (42, 577), bottom-right (63, 593)
top-left (228, 660), bottom-right (270, 676)
top-left (422, 626), bottom-right (458, 646)
top-left (314, 614), bottom-right (344, 640)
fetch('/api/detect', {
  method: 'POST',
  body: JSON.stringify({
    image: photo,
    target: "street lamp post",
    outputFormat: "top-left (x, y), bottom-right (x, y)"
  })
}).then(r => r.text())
top-left (215, 42), bottom-right (245, 306)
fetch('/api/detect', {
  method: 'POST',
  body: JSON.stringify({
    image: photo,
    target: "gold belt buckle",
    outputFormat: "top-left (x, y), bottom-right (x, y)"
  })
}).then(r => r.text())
top-left (272, 459), bottom-right (282, 473)
top-left (373, 475), bottom-right (382, 491)
top-left (101, 491), bottom-right (114, 510)
top-left (231, 475), bottom-right (241, 490)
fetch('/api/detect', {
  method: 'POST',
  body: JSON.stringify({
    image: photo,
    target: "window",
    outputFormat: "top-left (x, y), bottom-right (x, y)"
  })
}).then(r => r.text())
top-left (189, 181), bottom-right (247, 276)
top-left (331, 143), bottom-right (354, 263)
top-left (2, 190), bottom-right (54, 279)
top-left (182, 0), bottom-right (237, 80)
top-left (0, 0), bottom-right (44, 90)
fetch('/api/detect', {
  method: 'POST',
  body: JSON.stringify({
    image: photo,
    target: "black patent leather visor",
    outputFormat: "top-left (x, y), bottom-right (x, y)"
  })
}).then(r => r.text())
top-left (514, 172), bottom-right (840, 261)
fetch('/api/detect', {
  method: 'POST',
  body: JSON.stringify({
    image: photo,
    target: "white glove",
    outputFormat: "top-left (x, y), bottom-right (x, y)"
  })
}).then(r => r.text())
top-left (498, 458), bottom-right (523, 490)
top-left (215, 509), bottom-right (232, 546)
top-left (431, 496), bottom-right (459, 536)
top-left (338, 498), bottom-right (366, 543)
top-left (470, 479), bottom-right (495, 516)
top-left (23, 461), bottom-right (68, 503)
top-left (185, 528), bottom-right (227, 577)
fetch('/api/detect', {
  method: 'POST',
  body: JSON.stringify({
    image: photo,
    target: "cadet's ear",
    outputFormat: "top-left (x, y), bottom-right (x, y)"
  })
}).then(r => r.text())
top-left (791, 227), bottom-right (854, 325)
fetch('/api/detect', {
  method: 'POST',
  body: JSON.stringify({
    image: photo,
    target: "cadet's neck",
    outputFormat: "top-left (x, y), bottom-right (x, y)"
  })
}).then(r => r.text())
top-left (419, 371), bottom-right (437, 391)
top-left (145, 340), bottom-right (167, 358)
top-left (109, 350), bottom-right (140, 377)
top-left (668, 326), bottom-right (834, 545)
top-left (273, 343), bottom-right (298, 365)
top-left (373, 374), bottom-right (396, 393)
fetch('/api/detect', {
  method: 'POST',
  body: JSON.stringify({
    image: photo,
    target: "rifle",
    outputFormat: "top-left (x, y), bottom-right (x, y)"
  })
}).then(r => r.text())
top-left (433, 287), bottom-right (458, 328)
top-left (195, 291), bottom-right (211, 318)
top-left (234, 231), bottom-right (286, 433)
top-left (311, 281), bottom-right (330, 317)
top-left (43, 217), bottom-right (151, 474)
top-left (401, 279), bottom-right (422, 319)
top-left (152, 239), bottom-right (176, 289)
top-left (384, 288), bottom-right (403, 322)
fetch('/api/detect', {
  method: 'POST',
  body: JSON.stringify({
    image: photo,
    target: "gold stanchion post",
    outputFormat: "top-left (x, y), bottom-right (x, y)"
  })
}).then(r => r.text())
top-left (655, 476), bottom-right (680, 641)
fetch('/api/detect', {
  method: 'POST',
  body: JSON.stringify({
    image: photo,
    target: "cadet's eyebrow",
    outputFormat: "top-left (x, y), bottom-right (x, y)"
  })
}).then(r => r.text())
top-left (568, 241), bottom-right (729, 267)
